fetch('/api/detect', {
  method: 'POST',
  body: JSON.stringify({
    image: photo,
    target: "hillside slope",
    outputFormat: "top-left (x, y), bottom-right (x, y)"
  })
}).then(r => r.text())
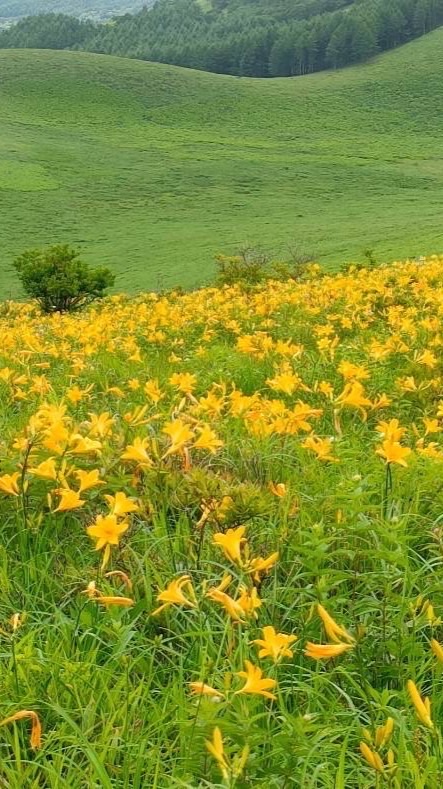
top-left (2, 0), bottom-right (442, 77)
top-left (0, 1), bottom-right (149, 20)
top-left (0, 31), bottom-right (443, 296)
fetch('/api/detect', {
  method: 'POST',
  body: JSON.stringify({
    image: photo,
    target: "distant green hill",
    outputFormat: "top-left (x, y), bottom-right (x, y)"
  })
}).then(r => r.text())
top-left (0, 31), bottom-right (443, 297)
top-left (1, 0), bottom-right (443, 77)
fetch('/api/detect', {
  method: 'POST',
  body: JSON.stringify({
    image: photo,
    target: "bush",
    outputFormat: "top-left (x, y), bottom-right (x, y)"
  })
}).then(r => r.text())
top-left (13, 245), bottom-right (115, 313)
top-left (214, 245), bottom-right (319, 287)
top-left (214, 247), bottom-right (269, 287)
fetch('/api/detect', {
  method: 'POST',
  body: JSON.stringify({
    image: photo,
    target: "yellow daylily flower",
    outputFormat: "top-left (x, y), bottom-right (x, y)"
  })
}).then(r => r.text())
top-left (54, 487), bottom-right (85, 512)
top-left (87, 514), bottom-right (129, 550)
top-left (234, 660), bottom-right (277, 700)
top-left (205, 727), bottom-right (229, 781)
top-left (152, 575), bottom-right (196, 616)
top-left (252, 625), bottom-right (297, 662)
top-left (317, 604), bottom-right (354, 644)
top-left (28, 457), bottom-right (58, 481)
top-left (304, 642), bottom-right (353, 660)
top-left (213, 525), bottom-right (247, 566)
top-left (104, 491), bottom-right (139, 517)
top-left (0, 472), bottom-right (21, 496)
top-left (359, 742), bottom-right (384, 773)
top-left (407, 680), bottom-right (433, 729)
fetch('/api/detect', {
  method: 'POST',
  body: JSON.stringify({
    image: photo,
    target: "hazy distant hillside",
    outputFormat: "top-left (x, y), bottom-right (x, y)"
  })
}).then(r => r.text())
top-left (1, 0), bottom-right (442, 77)
top-left (0, 0), bottom-right (151, 20)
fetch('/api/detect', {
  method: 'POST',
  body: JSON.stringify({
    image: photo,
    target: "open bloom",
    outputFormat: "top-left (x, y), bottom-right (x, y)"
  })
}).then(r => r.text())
top-left (193, 425), bottom-right (224, 453)
top-left (162, 419), bottom-right (195, 457)
top-left (121, 436), bottom-right (153, 467)
top-left (87, 513), bottom-right (129, 550)
top-left (252, 625), bottom-right (297, 662)
top-left (206, 587), bottom-right (246, 621)
top-left (152, 575), bottom-right (196, 616)
top-left (246, 552), bottom-right (279, 583)
top-left (74, 468), bottom-right (104, 492)
top-left (213, 526), bottom-right (247, 566)
top-left (235, 660), bottom-right (277, 700)
top-left (376, 439), bottom-right (411, 467)
top-left (54, 487), bottom-right (85, 512)
top-left (0, 472), bottom-right (20, 496)
top-left (104, 491), bottom-right (139, 517)
top-left (28, 458), bottom-right (58, 481)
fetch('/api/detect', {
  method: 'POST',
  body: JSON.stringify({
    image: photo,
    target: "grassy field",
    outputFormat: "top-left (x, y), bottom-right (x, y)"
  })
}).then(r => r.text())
top-left (0, 30), bottom-right (443, 297)
top-left (2, 257), bottom-right (443, 785)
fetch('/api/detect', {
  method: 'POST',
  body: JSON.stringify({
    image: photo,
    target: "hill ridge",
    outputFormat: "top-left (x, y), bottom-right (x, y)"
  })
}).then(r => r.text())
top-left (0, 29), bottom-right (442, 296)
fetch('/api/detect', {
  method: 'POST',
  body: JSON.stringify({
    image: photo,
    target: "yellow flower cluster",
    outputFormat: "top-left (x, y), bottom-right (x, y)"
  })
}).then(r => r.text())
top-left (2, 255), bottom-right (443, 774)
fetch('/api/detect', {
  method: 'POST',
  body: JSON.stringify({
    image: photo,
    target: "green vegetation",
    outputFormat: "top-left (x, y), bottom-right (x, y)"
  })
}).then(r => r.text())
top-left (13, 244), bottom-right (115, 312)
top-left (1, 31), bottom-right (443, 297)
top-left (3, 255), bottom-right (443, 784)
top-left (2, 0), bottom-right (443, 77)
top-left (0, 0), bottom-right (149, 20)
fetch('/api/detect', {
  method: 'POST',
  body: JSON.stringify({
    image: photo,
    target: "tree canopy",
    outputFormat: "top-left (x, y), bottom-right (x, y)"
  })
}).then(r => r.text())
top-left (1, 0), bottom-right (443, 77)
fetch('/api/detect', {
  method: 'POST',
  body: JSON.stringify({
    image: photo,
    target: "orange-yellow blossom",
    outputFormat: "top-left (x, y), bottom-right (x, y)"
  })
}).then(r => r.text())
top-left (74, 468), bottom-right (104, 492)
top-left (152, 575), bottom-right (196, 616)
top-left (206, 587), bottom-right (245, 621)
top-left (54, 487), bottom-right (85, 512)
top-left (87, 513), bottom-right (129, 550)
top-left (317, 604), bottom-right (354, 644)
top-left (407, 680), bottom-right (433, 729)
top-left (376, 439), bottom-right (411, 467)
top-left (213, 526), bottom-right (247, 566)
top-left (189, 682), bottom-right (225, 700)
top-left (431, 638), bottom-right (443, 663)
top-left (359, 742), bottom-right (384, 773)
top-left (235, 660), bottom-right (277, 700)
top-left (206, 727), bottom-right (229, 781)
top-left (162, 419), bottom-right (195, 457)
top-left (28, 457), bottom-right (58, 481)
top-left (121, 436), bottom-right (153, 467)
top-left (0, 472), bottom-right (20, 496)
top-left (253, 626), bottom-right (297, 662)
top-left (304, 642), bottom-right (353, 660)
top-left (0, 710), bottom-right (42, 749)
top-left (104, 491), bottom-right (139, 517)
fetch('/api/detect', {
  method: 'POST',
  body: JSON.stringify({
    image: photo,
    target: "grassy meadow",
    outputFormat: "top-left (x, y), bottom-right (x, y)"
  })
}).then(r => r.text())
top-left (1, 29), bottom-right (443, 296)
top-left (2, 256), bottom-right (443, 785)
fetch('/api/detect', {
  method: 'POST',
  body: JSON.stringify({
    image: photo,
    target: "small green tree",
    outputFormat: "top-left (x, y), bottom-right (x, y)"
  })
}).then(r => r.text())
top-left (13, 245), bottom-right (115, 313)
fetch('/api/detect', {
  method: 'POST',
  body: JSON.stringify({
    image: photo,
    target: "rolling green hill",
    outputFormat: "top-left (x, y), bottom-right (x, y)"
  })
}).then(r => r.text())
top-left (0, 31), bottom-right (443, 298)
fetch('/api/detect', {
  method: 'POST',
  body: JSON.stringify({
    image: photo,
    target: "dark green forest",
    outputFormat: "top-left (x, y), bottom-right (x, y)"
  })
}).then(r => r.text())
top-left (1, 0), bottom-right (443, 76)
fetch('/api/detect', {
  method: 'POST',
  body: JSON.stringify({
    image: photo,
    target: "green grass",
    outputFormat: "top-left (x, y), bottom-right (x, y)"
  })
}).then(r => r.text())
top-left (3, 258), bottom-right (443, 785)
top-left (1, 30), bottom-right (443, 297)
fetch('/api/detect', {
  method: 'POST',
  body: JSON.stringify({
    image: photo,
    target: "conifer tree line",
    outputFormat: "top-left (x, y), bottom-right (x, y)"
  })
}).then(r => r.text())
top-left (1, 0), bottom-right (443, 77)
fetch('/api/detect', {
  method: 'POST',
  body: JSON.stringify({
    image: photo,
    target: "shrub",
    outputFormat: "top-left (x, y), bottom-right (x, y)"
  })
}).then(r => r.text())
top-left (215, 245), bottom-right (319, 287)
top-left (13, 245), bottom-right (115, 313)
top-left (214, 246), bottom-right (269, 287)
